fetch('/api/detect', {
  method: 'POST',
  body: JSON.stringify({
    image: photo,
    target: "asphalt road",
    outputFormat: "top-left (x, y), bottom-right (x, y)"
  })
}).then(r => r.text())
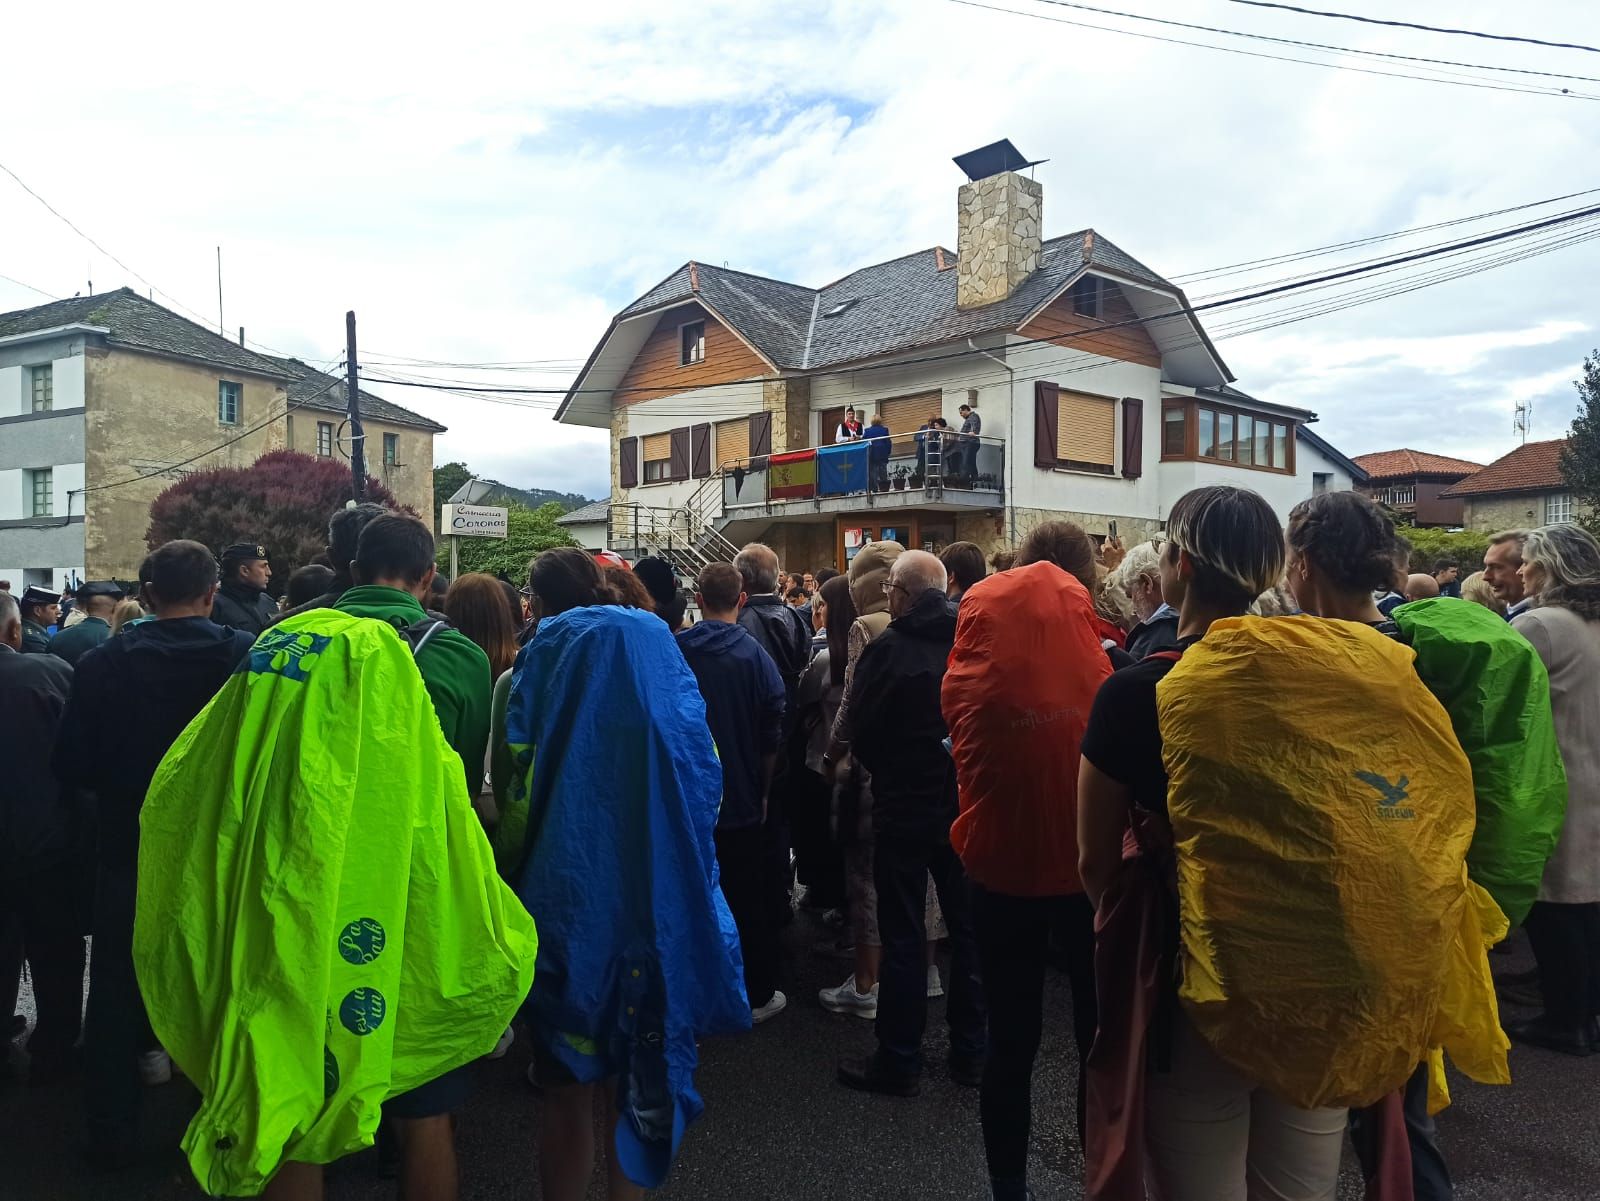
top-left (3, 918), bottom-right (1597, 1200)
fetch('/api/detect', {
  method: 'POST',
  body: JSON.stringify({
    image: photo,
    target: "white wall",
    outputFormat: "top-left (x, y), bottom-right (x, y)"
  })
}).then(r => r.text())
top-left (0, 462), bottom-right (85, 521)
top-left (562, 518), bottom-right (608, 551)
top-left (0, 346), bottom-right (87, 417)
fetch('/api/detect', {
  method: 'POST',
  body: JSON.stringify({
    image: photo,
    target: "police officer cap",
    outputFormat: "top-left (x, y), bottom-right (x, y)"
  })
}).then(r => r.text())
top-left (79, 580), bottom-right (126, 600)
top-left (19, 585), bottom-right (60, 607)
top-left (221, 542), bottom-right (269, 564)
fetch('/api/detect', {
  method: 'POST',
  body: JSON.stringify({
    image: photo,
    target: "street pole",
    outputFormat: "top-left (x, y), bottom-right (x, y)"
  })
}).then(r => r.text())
top-left (346, 310), bottom-right (366, 501)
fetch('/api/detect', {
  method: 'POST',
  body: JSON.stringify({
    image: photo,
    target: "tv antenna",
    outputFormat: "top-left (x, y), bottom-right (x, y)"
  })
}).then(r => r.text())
top-left (1514, 398), bottom-right (1532, 444)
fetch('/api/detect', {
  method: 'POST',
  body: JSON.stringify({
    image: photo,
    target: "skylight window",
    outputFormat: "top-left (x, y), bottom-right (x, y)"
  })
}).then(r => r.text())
top-left (823, 299), bottom-right (859, 318)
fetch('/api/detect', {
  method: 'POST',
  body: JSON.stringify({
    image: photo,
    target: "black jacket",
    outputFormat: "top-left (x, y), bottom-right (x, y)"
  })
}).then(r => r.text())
top-left (738, 594), bottom-right (812, 732)
top-left (1125, 611), bottom-right (1180, 661)
top-left (0, 646), bottom-right (75, 873)
top-left (53, 616), bottom-right (254, 867)
top-left (848, 588), bottom-right (959, 843)
top-left (211, 581), bottom-right (277, 635)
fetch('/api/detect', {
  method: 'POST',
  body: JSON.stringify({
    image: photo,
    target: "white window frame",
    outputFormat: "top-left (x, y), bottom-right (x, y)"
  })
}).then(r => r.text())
top-left (1546, 492), bottom-right (1574, 524)
top-left (29, 364), bottom-right (53, 413)
top-left (218, 380), bottom-right (242, 425)
top-left (317, 421), bottom-right (334, 457)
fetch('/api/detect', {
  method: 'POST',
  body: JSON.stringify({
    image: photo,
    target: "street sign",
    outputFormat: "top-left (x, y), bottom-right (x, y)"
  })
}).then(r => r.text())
top-left (442, 503), bottom-right (508, 539)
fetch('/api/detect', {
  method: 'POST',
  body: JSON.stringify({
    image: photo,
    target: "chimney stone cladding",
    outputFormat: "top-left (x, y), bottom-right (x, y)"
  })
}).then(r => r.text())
top-left (956, 170), bottom-right (1042, 310)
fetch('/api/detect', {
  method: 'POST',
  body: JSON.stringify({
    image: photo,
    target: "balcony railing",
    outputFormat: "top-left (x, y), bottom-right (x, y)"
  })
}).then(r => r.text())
top-left (721, 434), bottom-right (1005, 510)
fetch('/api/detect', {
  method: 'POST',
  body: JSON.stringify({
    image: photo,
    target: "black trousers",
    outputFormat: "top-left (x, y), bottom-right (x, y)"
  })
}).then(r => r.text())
top-left (0, 864), bottom-right (86, 1064)
top-left (1524, 900), bottom-right (1600, 1026)
top-left (84, 857), bottom-right (155, 1145)
top-left (873, 833), bottom-right (985, 1076)
top-left (971, 886), bottom-right (1096, 1189)
top-left (716, 824), bottom-right (778, 1009)
top-left (790, 767), bottom-right (844, 909)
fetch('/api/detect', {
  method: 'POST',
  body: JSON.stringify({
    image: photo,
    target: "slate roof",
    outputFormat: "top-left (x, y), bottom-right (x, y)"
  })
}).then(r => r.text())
top-left (275, 357), bottom-right (447, 434)
top-left (0, 287), bottom-right (294, 378)
top-left (613, 231), bottom-right (1173, 372)
top-left (555, 499), bottom-right (611, 525)
top-left (1352, 448), bottom-right (1484, 482)
top-left (1439, 439), bottom-right (1569, 499)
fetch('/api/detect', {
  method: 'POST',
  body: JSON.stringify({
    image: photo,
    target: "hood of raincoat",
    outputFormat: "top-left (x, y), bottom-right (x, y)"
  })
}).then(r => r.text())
top-left (848, 540), bottom-right (903, 617)
top-left (134, 610), bottom-right (537, 1196)
top-left (497, 604), bottom-right (748, 1189)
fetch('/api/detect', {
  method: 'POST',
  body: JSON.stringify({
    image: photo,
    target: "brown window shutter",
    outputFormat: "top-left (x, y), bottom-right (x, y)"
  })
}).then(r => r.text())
top-left (619, 436), bottom-right (639, 489)
top-left (879, 392), bottom-right (942, 456)
top-left (1057, 391), bottom-right (1116, 472)
top-left (716, 418), bottom-right (750, 467)
top-left (690, 423), bottom-right (712, 478)
top-left (1121, 397), bottom-right (1144, 478)
top-left (749, 410), bottom-right (773, 457)
top-left (670, 426), bottom-right (691, 480)
top-left (1034, 381), bottom-right (1059, 469)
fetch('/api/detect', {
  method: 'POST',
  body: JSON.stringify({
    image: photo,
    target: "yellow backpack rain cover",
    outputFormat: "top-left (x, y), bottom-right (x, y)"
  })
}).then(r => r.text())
top-left (1157, 617), bottom-right (1509, 1110)
top-left (134, 611), bottom-right (538, 1196)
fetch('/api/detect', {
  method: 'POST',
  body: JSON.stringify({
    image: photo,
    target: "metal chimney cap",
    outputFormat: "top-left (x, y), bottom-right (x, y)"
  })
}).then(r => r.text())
top-left (953, 139), bottom-right (1046, 182)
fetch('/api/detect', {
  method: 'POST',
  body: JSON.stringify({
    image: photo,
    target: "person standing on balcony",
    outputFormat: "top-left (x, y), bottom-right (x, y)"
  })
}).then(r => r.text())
top-left (835, 407), bottom-right (864, 443)
top-left (864, 414), bottom-right (892, 492)
top-left (952, 403), bottom-right (982, 483)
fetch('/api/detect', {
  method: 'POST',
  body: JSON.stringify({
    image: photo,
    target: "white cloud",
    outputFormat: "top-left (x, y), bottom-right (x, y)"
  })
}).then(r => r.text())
top-left (1, 0), bottom-right (1595, 495)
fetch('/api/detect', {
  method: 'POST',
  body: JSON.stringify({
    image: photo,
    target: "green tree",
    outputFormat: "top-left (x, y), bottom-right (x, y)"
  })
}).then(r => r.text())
top-left (432, 461), bottom-right (473, 524)
top-left (1393, 524), bottom-right (1491, 575)
top-left (437, 500), bottom-right (577, 579)
top-left (1560, 349), bottom-right (1600, 535)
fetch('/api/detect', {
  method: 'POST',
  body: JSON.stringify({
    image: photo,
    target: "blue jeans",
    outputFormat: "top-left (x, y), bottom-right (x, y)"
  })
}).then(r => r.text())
top-left (1349, 1060), bottom-right (1453, 1201)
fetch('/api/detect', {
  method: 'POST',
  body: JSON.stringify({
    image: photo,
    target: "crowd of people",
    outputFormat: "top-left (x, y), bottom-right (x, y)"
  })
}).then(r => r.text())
top-left (2, 482), bottom-right (1596, 1201)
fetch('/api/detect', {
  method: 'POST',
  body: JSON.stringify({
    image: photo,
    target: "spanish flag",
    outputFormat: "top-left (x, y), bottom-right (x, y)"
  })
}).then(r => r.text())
top-left (768, 449), bottom-right (818, 500)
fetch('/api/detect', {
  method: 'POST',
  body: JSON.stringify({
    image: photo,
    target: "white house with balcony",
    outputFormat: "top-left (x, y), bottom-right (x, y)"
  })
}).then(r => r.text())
top-left (555, 140), bottom-right (1362, 577)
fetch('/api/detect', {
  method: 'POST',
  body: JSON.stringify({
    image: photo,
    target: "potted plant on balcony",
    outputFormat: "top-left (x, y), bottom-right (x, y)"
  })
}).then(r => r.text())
top-left (909, 467), bottom-right (925, 489)
top-left (891, 466), bottom-right (910, 492)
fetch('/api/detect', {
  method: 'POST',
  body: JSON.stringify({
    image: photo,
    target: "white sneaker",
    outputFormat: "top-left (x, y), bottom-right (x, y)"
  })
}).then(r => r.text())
top-left (819, 974), bottom-right (879, 1019)
top-left (927, 964), bottom-right (945, 999)
top-left (137, 1049), bottom-right (172, 1086)
top-left (751, 991), bottom-right (788, 1024)
top-left (487, 1026), bottom-right (514, 1060)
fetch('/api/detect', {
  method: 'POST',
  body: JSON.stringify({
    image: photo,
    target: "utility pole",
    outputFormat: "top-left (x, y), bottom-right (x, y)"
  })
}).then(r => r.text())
top-left (346, 310), bottom-right (366, 501)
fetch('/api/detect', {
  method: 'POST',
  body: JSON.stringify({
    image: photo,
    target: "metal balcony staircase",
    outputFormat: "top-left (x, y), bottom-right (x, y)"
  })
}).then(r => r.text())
top-left (607, 466), bottom-right (741, 577)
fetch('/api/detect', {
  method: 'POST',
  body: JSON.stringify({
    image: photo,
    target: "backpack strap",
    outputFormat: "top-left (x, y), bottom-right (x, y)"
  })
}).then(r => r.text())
top-left (1147, 649), bottom-right (1185, 664)
top-left (399, 617), bottom-right (451, 658)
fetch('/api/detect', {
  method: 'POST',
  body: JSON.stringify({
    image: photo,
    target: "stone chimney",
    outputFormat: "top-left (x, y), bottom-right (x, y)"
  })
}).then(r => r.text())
top-left (956, 170), bottom-right (1042, 310)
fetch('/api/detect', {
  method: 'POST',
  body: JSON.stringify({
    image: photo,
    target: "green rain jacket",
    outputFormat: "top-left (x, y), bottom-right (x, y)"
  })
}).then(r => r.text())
top-left (1395, 597), bottom-right (1568, 927)
top-left (134, 609), bottom-right (537, 1196)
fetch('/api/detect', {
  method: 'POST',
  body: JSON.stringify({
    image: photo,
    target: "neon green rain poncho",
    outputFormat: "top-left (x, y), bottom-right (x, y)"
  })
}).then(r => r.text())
top-left (134, 610), bottom-right (538, 1196)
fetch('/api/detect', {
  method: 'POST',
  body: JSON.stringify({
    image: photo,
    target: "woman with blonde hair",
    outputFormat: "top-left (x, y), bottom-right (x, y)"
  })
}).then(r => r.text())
top-left (1460, 570), bottom-right (1506, 617)
top-left (110, 598), bottom-right (148, 635)
top-left (1509, 523), bottom-right (1600, 1054)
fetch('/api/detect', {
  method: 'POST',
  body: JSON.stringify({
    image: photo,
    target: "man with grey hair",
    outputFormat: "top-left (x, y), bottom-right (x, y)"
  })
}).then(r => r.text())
top-left (0, 586), bottom-right (83, 1084)
top-left (1484, 529), bottom-right (1532, 619)
top-left (836, 550), bottom-right (986, 1097)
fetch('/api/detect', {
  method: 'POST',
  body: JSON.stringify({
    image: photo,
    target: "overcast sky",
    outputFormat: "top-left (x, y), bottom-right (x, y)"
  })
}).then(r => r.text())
top-left (2, 1), bottom-right (1595, 498)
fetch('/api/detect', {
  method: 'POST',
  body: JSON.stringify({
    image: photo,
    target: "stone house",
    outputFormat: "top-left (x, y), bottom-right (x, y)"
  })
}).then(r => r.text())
top-left (556, 140), bottom-right (1362, 574)
top-left (1351, 448), bottom-right (1483, 528)
top-left (0, 288), bottom-right (442, 587)
top-left (1439, 438), bottom-right (1586, 531)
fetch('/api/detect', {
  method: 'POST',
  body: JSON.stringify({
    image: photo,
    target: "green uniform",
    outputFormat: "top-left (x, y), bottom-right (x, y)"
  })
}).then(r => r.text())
top-left (47, 615), bottom-right (111, 666)
top-left (333, 585), bottom-right (491, 794)
top-left (20, 619), bottom-right (51, 655)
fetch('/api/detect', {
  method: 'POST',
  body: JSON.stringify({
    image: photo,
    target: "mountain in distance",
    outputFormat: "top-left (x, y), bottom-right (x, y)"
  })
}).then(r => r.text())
top-left (484, 481), bottom-right (592, 512)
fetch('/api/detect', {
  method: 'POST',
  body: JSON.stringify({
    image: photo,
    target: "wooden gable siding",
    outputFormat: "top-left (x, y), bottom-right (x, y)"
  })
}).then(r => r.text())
top-left (614, 302), bottom-right (768, 407)
top-left (1019, 281), bottom-right (1161, 369)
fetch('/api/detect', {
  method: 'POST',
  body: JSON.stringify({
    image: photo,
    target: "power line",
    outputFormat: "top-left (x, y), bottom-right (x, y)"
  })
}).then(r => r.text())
top-left (359, 199), bottom-right (1600, 405)
top-left (1032, 0), bottom-right (1600, 85)
top-left (944, 0), bottom-right (1600, 99)
top-left (1223, 1), bottom-right (1600, 55)
top-left (0, 271), bottom-right (58, 301)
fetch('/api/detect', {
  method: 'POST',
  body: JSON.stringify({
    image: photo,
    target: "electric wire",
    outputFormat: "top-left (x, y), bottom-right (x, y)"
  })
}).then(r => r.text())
top-left (1222, 1), bottom-right (1600, 55)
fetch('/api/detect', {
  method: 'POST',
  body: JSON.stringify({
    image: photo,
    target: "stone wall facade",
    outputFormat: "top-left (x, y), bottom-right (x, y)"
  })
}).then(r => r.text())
top-left (83, 347), bottom-right (289, 579)
top-left (761, 377), bottom-right (813, 451)
top-left (957, 171), bottom-right (1043, 311)
top-left (1462, 493), bottom-right (1557, 532)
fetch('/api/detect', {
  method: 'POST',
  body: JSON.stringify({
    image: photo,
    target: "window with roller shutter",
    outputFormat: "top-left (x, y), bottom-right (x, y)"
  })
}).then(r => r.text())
top-left (876, 392), bottom-right (943, 456)
top-left (716, 418), bottom-right (750, 468)
top-left (1056, 390), bottom-right (1117, 474)
top-left (642, 430), bottom-right (673, 484)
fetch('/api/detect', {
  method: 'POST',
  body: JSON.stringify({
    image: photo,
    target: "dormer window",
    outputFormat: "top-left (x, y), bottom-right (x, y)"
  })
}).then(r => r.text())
top-left (680, 320), bottom-right (706, 366)
top-left (1071, 276), bottom-right (1103, 320)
